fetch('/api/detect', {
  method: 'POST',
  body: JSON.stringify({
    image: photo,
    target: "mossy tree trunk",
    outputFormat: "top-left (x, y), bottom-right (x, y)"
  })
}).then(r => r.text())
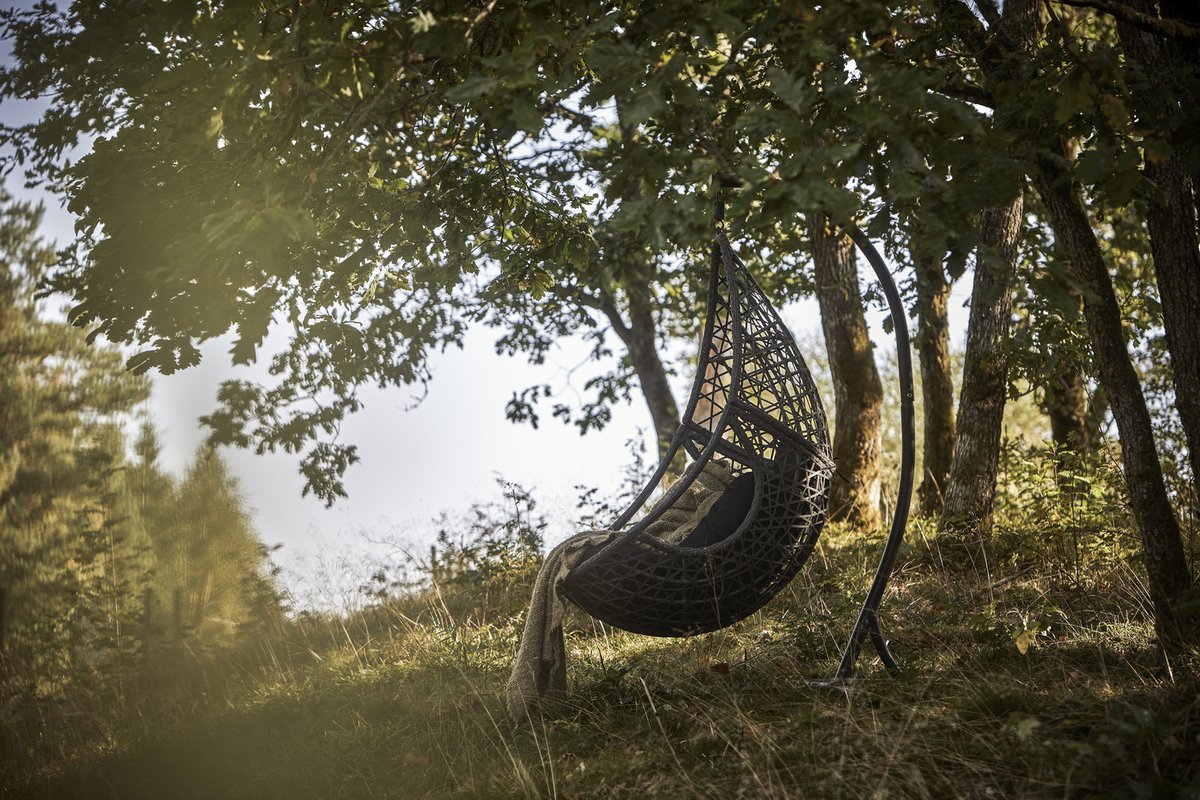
top-left (911, 231), bottom-right (957, 516)
top-left (808, 214), bottom-right (884, 530)
top-left (942, 193), bottom-right (1025, 537)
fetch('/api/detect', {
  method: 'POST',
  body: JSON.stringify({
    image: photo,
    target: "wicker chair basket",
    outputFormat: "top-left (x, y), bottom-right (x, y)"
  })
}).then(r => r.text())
top-left (561, 227), bottom-right (835, 637)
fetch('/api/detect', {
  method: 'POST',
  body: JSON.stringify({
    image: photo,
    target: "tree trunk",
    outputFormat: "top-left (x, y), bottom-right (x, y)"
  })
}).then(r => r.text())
top-left (1040, 144), bottom-right (1093, 459)
top-left (941, 0), bottom-right (1196, 650)
top-left (1085, 385), bottom-right (1109, 450)
top-left (1034, 157), bottom-right (1192, 650)
top-left (1157, 0), bottom-right (1200, 216)
top-left (1119, 7), bottom-right (1200, 501)
top-left (942, 194), bottom-right (1025, 537)
top-left (602, 284), bottom-right (681, 467)
top-left (1040, 274), bottom-right (1092, 456)
top-left (808, 215), bottom-right (884, 530)
top-left (1043, 360), bottom-right (1090, 453)
top-left (1044, 356), bottom-right (1098, 503)
top-left (911, 234), bottom-right (957, 515)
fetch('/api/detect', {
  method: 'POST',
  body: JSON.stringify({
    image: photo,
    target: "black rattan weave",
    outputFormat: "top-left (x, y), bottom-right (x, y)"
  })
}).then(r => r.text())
top-left (560, 224), bottom-right (836, 637)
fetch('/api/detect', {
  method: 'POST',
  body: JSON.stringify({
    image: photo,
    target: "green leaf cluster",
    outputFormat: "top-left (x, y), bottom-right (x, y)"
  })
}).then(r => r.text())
top-left (2, 1), bottom-right (1195, 500)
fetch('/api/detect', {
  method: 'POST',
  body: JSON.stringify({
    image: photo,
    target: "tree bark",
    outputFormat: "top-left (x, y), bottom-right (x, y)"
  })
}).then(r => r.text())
top-left (1085, 384), bottom-right (1109, 450)
top-left (1043, 359), bottom-right (1091, 452)
top-left (911, 234), bottom-right (957, 515)
top-left (808, 215), bottom-right (884, 530)
top-left (1040, 146), bottom-right (1094, 459)
top-left (1119, 6), bottom-right (1200, 502)
top-left (941, 0), bottom-right (1195, 648)
top-left (602, 285), bottom-right (681, 466)
top-left (1034, 160), bottom-right (1191, 648)
top-left (1040, 280), bottom-right (1092, 456)
top-left (1157, 0), bottom-right (1200, 214)
top-left (942, 194), bottom-right (1025, 537)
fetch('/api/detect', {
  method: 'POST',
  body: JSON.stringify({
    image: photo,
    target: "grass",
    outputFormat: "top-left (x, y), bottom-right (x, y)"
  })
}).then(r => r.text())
top-left (3, 521), bottom-right (1198, 800)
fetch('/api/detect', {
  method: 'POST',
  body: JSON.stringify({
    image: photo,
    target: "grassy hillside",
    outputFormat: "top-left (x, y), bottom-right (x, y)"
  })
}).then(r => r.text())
top-left (5, 516), bottom-right (1198, 800)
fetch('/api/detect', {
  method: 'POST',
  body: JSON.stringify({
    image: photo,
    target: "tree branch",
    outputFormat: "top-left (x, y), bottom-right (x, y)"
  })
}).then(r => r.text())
top-left (975, 0), bottom-right (1003, 26)
top-left (936, 0), bottom-right (991, 55)
top-left (891, 4), bottom-right (995, 106)
top-left (1051, 0), bottom-right (1200, 40)
top-left (539, 100), bottom-right (595, 130)
top-left (597, 294), bottom-right (631, 341)
top-left (548, 283), bottom-right (604, 314)
top-left (930, 78), bottom-right (996, 108)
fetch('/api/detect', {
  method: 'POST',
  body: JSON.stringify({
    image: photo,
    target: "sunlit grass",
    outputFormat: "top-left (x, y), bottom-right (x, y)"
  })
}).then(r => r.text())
top-left (4, 513), bottom-right (1197, 799)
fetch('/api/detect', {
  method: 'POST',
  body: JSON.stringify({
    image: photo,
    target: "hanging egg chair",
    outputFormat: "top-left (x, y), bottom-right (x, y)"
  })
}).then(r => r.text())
top-left (559, 180), bottom-right (915, 678)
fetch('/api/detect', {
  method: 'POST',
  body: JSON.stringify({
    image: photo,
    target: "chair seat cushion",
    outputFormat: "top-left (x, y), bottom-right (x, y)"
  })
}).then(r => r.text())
top-left (678, 471), bottom-right (756, 548)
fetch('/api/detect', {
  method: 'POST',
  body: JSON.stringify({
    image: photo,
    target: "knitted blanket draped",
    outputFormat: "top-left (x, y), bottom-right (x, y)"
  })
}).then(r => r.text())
top-left (506, 459), bottom-right (736, 723)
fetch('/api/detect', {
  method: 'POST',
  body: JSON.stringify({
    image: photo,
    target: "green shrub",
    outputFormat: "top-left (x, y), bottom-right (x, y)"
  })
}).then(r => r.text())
top-left (418, 479), bottom-right (547, 624)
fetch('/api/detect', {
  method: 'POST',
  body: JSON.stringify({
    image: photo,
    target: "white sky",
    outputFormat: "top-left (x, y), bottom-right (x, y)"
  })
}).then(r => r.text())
top-left (0, 38), bottom-right (972, 606)
top-left (18, 186), bottom-right (968, 609)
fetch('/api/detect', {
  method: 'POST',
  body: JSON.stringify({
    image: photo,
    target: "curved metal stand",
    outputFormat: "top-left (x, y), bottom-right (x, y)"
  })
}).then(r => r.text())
top-left (832, 225), bottom-right (916, 679)
top-left (713, 177), bottom-right (915, 678)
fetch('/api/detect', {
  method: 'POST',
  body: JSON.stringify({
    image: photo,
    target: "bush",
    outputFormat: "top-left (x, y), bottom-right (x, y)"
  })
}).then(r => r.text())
top-left (412, 479), bottom-right (548, 625)
top-left (992, 439), bottom-right (1142, 582)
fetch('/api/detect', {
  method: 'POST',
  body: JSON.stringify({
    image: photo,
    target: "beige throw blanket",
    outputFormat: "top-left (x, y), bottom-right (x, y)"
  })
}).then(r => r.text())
top-left (507, 459), bottom-right (736, 723)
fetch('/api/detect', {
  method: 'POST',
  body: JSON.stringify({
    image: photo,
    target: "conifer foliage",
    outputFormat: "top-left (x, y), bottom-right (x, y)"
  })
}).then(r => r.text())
top-left (0, 190), bottom-right (281, 706)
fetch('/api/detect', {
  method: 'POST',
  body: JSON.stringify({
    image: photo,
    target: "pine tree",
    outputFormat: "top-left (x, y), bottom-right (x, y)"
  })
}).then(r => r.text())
top-left (0, 188), bottom-right (150, 682)
top-left (141, 444), bottom-right (280, 643)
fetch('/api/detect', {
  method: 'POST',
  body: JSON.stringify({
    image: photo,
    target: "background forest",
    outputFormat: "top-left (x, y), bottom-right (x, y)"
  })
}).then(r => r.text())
top-left (0, 190), bottom-right (283, 698)
top-left (1, 0), bottom-right (1199, 797)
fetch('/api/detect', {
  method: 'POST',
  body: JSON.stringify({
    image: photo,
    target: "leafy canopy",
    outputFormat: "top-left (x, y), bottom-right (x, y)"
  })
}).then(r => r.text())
top-left (2, 1), bottom-right (1069, 502)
